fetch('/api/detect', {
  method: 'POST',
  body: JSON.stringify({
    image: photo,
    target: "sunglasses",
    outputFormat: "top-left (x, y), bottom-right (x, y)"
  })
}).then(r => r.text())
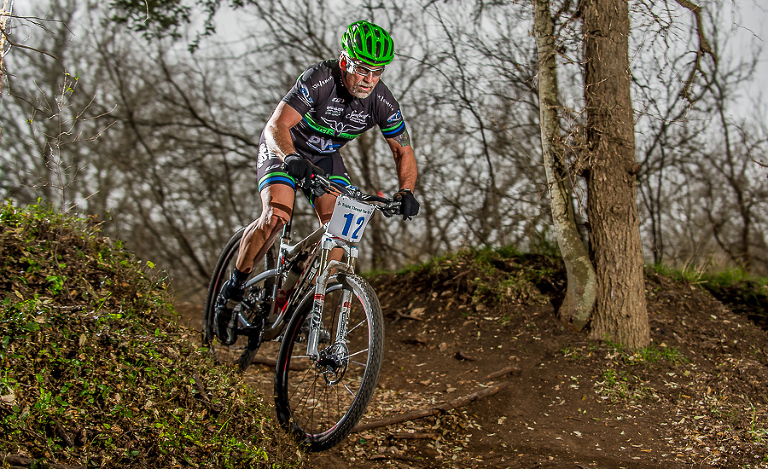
top-left (348, 60), bottom-right (385, 77)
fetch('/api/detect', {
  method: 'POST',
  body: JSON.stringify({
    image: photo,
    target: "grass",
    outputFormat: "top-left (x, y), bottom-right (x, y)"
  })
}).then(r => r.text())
top-left (595, 369), bottom-right (656, 403)
top-left (375, 246), bottom-right (557, 308)
top-left (649, 263), bottom-right (768, 330)
top-left (0, 201), bottom-right (305, 468)
top-left (562, 341), bottom-right (683, 404)
top-left (561, 340), bottom-right (686, 367)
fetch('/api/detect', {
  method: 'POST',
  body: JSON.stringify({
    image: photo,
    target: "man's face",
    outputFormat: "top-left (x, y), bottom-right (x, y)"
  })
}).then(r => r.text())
top-left (342, 58), bottom-right (385, 99)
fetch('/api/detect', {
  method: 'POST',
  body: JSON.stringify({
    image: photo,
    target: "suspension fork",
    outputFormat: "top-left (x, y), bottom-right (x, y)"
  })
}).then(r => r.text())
top-left (306, 238), bottom-right (357, 360)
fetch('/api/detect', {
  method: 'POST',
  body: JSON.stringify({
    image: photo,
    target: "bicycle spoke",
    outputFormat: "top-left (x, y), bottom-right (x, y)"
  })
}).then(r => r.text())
top-left (341, 382), bottom-right (357, 398)
top-left (347, 316), bottom-right (367, 335)
top-left (347, 348), bottom-right (369, 359)
top-left (275, 274), bottom-right (384, 451)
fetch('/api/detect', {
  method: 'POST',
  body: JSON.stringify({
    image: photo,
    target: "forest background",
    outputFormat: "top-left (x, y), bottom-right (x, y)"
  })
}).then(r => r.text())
top-left (2, 0), bottom-right (767, 305)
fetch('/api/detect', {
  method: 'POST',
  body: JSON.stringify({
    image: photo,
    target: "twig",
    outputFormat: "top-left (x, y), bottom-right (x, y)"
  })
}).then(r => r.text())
top-left (391, 432), bottom-right (436, 439)
top-left (353, 382), bottom-right (508, 433)
top-left (483, 365), bottom-right (521, 381)
top-left (1, 454), bottom-right (84, 469)
top-left (369, 453), bottom-right (421, 462)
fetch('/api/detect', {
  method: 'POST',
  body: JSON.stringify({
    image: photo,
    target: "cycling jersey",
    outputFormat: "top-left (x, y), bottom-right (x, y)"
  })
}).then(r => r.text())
top-left (257, 60), bottom-right (408, 192)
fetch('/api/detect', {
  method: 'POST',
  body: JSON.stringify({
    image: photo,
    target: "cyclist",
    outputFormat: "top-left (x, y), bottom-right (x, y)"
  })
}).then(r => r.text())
top-left (214, 20), bottom-right (420, 344)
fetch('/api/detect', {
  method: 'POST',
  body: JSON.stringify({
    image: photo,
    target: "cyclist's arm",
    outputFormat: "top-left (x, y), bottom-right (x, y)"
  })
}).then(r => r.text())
top-left (386, 129), bottom-right (418, 192)
top-left (265, 101), bottom-right (303, 161)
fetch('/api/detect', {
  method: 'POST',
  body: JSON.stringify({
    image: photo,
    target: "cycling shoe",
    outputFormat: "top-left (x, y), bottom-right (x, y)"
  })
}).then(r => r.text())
top-left (214, 280), bottom-right (244, 345)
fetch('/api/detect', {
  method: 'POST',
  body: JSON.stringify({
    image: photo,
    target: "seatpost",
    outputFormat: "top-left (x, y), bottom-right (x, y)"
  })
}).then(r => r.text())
top-left (281, 214), bottom-right (293, 245)
top-left (272, 214), bottom-right (294, 313)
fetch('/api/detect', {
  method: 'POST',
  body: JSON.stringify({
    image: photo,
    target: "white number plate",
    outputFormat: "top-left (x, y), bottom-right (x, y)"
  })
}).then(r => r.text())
top-left (327, 196), bottom-right (375, 242)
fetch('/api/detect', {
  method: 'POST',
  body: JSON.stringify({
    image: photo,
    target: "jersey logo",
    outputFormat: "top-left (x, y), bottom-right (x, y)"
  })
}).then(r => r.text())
top-left (312, 76), bottom-right (332, 89)
top-left (326, 106), bottom-right (344, 117)
top-left (387, 111), bottom-right (402, 123)
top-left (298, 84), bottom-right (313, 106)
top-left (257, 143), bottom-right (270, 168)
top-left (307, 136), bottom-right (340, 153)
top-left (378, 95), bottom-right (395, 110)
top-left (321, 117), bottom-right (365, 136)
top-left (346, 110), bottom-right (369, 125)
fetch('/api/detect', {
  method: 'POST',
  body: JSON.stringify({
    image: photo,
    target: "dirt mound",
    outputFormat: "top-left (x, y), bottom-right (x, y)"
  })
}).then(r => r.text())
top-left (295, 257), bottom-right (768, 468)
top-left (177, 250), bottom-right (768, 468)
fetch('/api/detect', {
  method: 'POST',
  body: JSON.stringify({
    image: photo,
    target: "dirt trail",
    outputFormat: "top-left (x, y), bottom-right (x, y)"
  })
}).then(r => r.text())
top-left (177, 270), bottom-right (768, 468)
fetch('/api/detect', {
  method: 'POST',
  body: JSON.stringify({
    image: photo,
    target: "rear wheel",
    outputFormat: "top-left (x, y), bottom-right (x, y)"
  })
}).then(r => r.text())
top-left (203, 228), bottom-right (277, 372)
top-left (274, 273), bottom-right (384, 451)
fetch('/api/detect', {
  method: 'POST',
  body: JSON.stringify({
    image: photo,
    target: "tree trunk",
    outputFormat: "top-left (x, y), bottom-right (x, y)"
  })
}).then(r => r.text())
top-left (582, 0), bottom-right (649, 348)
top-left (533, 0), bottom-right (595, 329)
top-left (0, 0), bottom-right (12, 144)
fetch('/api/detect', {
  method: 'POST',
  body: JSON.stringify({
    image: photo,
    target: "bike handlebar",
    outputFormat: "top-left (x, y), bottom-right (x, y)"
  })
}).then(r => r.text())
top-left (302, 173), bottom-right (402, 218)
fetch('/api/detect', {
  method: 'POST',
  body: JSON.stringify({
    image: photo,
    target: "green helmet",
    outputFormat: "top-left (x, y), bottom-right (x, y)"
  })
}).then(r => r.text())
top-left (341, 21), bottom-right (394, 67)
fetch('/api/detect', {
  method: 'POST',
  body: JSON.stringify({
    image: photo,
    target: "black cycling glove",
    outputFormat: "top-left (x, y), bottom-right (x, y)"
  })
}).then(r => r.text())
top-left (393, 189), bottom-right (420, 221)
top-left (283, 154), bottom-right (313, 186)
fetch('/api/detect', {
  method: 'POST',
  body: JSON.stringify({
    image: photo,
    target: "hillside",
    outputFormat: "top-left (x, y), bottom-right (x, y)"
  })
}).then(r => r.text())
top-left (0, 202), bottom-right (305, 468)
top-left (2, 202), bottom-right (768, 468)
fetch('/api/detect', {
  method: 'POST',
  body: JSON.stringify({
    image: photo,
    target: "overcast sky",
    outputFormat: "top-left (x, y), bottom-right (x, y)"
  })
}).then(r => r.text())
top-left (726, 0), bottom-right (767, 118)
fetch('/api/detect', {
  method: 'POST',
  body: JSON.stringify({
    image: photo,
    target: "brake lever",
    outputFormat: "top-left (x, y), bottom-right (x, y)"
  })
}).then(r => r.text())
top-left (306, 174), bottom-right (331, 198)
top-left (312, 184), bottom-right (326, 198)
top-left (380, 201), bottom-right (401, 218)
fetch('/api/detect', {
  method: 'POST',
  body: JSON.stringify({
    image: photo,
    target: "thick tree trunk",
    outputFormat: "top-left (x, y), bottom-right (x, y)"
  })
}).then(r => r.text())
top-left (533, 0), bottom-right (595, 329)
top-left (582, 0), bottom-right (649, 348)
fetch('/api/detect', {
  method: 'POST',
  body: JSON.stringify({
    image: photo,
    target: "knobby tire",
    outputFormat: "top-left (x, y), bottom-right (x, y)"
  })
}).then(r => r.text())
top-left (274, 273), bottom-right (384, 452)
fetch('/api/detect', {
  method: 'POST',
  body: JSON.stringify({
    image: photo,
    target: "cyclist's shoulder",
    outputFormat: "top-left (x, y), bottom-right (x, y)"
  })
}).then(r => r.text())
top-left (370, 81), bottom-right (402, 114)
top-left (298, 60), bottom-right (339, 86)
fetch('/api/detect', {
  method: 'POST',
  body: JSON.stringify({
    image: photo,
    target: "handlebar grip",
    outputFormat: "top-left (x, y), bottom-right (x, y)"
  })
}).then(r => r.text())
top-left (360, 194), bottom-right (390, 204)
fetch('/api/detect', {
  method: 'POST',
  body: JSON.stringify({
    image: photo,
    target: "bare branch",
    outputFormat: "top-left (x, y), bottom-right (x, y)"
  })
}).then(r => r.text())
top-left (674, 0), bottom-right (718, 101)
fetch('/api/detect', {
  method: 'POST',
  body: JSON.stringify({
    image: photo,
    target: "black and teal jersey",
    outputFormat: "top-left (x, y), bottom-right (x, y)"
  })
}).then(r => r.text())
top-left (282, 60), bottom-right (407, 158)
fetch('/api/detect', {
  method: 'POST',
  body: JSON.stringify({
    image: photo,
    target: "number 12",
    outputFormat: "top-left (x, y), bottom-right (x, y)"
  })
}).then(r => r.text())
top-left (342, 213), bottom-right (365, 239)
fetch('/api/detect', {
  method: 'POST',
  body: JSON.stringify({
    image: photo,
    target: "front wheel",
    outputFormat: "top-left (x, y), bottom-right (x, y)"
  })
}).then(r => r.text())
top-left (274, 273), bottom-right (384, 452)
top-left (203, 228), bottom-right (277, 372)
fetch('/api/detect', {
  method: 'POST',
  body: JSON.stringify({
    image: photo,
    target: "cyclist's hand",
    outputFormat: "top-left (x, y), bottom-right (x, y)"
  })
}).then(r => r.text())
top-left (283, 154), bottom-right (313, 186)
top-left (393, 189), bottom-right (420, 220)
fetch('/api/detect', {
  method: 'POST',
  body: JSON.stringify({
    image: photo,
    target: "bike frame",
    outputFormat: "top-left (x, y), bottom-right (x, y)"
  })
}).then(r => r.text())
top-left (235, 213), bottom-right (360, 354)
top-left (228, 176), bottom-right (397, 363)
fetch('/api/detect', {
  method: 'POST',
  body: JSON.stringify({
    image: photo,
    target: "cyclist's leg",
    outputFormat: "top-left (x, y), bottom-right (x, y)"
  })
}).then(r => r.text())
top-left (214, 144), bottom-right (297, 344)
top-left (236, 184), bottom-right (294, 273)
top-left (313, 192), bottom-right (336, 225)
top-left (238, 142), bottom-right (299, 273)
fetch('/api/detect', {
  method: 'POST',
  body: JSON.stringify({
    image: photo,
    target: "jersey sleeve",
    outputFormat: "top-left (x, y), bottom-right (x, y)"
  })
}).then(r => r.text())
top-left (375, 83), bottom-right (407, 140)
top-left (282, 63), bottom-right (327, 116)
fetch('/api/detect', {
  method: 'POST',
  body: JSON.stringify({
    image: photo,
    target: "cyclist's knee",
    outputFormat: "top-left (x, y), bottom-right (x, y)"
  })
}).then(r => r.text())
top-left (258, 207), bottom-right (290, 235)
top-left (266, 212), bottom-right (289, 233)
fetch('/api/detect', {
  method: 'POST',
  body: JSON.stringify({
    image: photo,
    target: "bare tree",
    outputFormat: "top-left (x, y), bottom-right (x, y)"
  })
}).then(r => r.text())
top-left (2, 0), bottom-right (114, 211)
top-left (532, 0), bottom-right (595, 329)
top-left (581, 0), bottom-right (650, 348)
top-left (632, 1), bottom-right (766, 275)
top-left (0, 0), bottom-right (11, 107)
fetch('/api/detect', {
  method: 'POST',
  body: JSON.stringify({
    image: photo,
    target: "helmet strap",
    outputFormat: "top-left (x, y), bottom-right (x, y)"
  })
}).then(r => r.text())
top-left (339, 52), bottom-right (352, 75)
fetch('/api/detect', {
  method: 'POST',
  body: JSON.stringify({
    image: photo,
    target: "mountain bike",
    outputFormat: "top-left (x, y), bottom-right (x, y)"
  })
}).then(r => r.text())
top-left (202, 173), bottom-right (400, 451)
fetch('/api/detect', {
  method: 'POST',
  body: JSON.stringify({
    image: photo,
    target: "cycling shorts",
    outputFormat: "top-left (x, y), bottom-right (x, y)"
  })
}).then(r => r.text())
top-left (256, 142), bottom-right (352, 203)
